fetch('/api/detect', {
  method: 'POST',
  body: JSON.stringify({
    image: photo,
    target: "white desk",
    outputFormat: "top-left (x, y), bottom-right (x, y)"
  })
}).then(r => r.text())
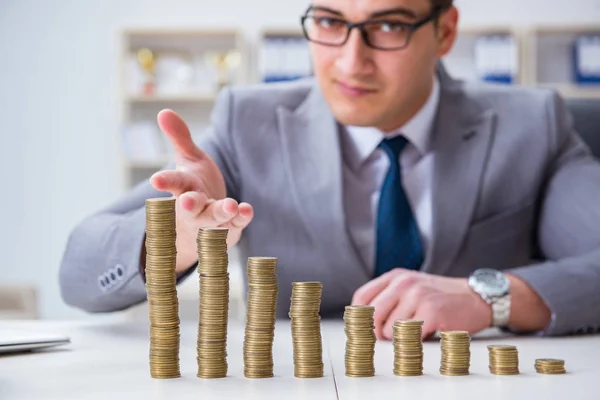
top-left (1, 320), bottom-right (598, 400)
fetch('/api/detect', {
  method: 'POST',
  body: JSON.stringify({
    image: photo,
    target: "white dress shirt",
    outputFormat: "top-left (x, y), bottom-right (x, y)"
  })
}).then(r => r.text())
top-left (340, 77), bottom-right (441, 273)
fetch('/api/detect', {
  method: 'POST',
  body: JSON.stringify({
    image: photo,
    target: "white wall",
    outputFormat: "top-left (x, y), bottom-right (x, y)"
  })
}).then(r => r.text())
top-left (1, 0), bottom-right (599, 320)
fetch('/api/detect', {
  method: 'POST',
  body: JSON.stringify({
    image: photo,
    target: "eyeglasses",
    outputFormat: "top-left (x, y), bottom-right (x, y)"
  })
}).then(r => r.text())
top-left (300, 6), bottom-right (446, 51)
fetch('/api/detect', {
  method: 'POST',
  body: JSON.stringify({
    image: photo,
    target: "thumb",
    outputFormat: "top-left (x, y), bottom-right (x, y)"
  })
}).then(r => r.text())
top-left (157, 109), bottom-right (205, 160)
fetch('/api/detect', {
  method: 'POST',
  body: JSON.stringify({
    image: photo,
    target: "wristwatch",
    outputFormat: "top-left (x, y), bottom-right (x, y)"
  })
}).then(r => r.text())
top-left (468, 268), bottom-right (511, 327)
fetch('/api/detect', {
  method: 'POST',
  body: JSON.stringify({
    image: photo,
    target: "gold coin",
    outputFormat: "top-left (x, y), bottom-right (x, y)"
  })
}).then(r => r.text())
top-left (145, 198), bottom-right (180, 379)
top-left (243, 257), bottom-right (278, 379)
top-left (195, 228), bottom-right (230, 379)
top-left (392, 319), bottom-right (424, 377)
top-left (289, 282), bottom-right (324, 379)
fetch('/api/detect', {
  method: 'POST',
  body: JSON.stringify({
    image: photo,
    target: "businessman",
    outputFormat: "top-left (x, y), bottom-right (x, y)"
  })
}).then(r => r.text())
top-left (60, 0), bottom-right (600, 340)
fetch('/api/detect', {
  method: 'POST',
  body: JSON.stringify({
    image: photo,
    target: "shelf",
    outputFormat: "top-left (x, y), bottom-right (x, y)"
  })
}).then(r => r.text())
top-left (123, 27), bottom-right (241, 37)
top-left (537, 83), bottom-right (600, 99)
top-left (260, 28), bottom-right (304, 38)
top-left (533, 25), bottom-right (600, 35)
top-left (458, 26), bottom-right (519, 35)
top-left (124, 158), bottom-right (171, 169)
top-left (127, 93), bottom-right (217, 103)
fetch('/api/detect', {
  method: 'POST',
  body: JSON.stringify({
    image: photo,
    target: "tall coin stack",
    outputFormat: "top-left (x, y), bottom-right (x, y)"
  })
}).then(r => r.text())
top-left (439, 331), bottom-right (471, 376)
top-left (243, 257), bottom-right (278, 378)
top-left (196, 228), bottom-right (230, 379)
top-left (488, 345), bottom-right (519, 375)
top-left (344, 305), bottom-right (376, 377)
top-left (145, 197), bottom-right (180, 379)
top-left (392, 320), bottom-right (424, 376)
top-left (535, 358), bottom-right (566, 374)
top-left (289, 282), bottom-right (324, 378)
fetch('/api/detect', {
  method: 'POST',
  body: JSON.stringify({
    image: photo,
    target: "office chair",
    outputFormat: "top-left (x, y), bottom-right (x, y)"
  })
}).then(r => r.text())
top-left (566, 98), bottom-right (600, 159)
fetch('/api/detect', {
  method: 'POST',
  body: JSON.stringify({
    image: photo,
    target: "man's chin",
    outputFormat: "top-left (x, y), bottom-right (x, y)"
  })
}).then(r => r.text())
top-left (332, 110), bottom-right (381, 128)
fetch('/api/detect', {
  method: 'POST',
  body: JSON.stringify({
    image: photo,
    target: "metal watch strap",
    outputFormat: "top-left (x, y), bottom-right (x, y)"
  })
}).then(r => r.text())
top-left (491, 294), bottom-right (511, 327)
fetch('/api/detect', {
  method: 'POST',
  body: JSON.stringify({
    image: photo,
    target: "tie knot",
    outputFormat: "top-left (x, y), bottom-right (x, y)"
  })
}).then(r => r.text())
top-left (379, 135), bottom-right (408, 160)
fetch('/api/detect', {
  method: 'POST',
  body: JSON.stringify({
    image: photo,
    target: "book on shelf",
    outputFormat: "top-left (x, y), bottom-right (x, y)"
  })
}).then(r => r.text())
top-left (474, 34), bottom-right (518, 84)
top-left (121, 121), bottom-right (169, 163)
top-left (259, 36), bottom-right (312, 83)
top-left (573, 34), bottom-right (600, 85)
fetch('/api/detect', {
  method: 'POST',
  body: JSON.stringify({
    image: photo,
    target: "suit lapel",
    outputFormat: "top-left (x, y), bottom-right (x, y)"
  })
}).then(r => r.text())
top-left (421, 72), bottom-right (497, 275)
top-left (276, 85), bottom-right (370, 288)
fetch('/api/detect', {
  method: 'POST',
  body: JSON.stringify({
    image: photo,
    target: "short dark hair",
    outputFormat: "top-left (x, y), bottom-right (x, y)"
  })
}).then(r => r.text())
top-left (431, 0), bottom-right (453, 9)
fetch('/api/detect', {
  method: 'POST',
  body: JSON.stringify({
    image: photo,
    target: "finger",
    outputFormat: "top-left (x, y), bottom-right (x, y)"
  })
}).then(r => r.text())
top-left (351, 269), bottom-right (399, 306)
top-left (179, 191), bottom-right (209, 215)
top-left (370, 284), bottom-right (401, 340)
top-left (157, 109), bottom-right (205, 160)
top-left (197, 198), bottom-right (239, 226)
top-left (227, 202), bottom-right (254, 229)
top-left (381, 287), bottom-right (421, 340)
top-left (150, 170), bottom-right (197, 196)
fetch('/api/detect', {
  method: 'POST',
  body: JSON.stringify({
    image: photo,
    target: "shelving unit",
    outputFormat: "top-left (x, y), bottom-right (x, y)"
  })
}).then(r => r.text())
top-left (444, 27), bottom-right (524, 84)
top-left (527, 26), bottom-right (600, 98)
top-left (257, 29), bottom-right (312, 84)
top-left (119, 28), bottom-right (247, 190)
top-left (446, 25), bottom-right (600, 99)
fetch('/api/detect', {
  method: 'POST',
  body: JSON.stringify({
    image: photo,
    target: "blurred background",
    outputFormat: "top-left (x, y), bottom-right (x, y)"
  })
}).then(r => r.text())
top-left (1, 0), bottom-right (599, 322)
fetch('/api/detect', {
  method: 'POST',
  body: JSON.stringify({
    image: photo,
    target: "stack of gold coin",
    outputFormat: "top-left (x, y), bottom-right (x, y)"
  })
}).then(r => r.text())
top-left (196, 228), bottom-right (230, 379)
top-left (535, 359), bottom-right (566, 374)
top-left (145, 197), bottom-right (180, 379)
top-left (344, 305), bottom-right (376, 377)
top-left (289, 282), bottom-right (324, 378)
top-left (393, 320), bottom-right (424, 376)
top-left (439, 331), bottom-right (470, 376)
top-left (243, 257), bottom-right (278, 378)
top-left (488, 345), bottom-right (519, 375)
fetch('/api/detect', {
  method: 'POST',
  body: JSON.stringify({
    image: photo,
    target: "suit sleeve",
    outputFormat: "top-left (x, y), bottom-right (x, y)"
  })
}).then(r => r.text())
top-left (59, 88), bottom-right (240, 313)
top-left (508, 91), bottom-right (600, 336)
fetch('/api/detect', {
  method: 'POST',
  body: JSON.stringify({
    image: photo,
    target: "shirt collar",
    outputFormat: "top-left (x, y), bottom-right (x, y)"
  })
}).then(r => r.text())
top-left (343, 76), bottom-right (440, 167)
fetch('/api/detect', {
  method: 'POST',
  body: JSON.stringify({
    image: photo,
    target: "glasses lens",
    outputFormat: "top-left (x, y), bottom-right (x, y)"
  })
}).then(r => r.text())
top-left (303, 16), bottom-right (348, 45)
top-left (363, 22), bottom-right (410, 49)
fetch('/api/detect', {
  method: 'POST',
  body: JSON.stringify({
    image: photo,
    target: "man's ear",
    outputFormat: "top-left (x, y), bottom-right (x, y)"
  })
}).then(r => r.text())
top-left (436, 6), bottom-right (459, 58)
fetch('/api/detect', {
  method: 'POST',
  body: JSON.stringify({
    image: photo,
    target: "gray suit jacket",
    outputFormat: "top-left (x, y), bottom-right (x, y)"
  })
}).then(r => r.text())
top-left (59, 65), bottom-right (600, 336)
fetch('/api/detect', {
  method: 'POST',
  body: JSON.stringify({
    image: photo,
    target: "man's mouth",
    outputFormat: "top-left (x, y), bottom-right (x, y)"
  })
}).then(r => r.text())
top-left (335, 80), bottom-right (377, 98)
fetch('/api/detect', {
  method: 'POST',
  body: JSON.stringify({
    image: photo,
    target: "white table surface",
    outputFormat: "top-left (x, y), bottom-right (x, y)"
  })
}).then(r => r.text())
top-left (1, 319), bottom-right (598, 400)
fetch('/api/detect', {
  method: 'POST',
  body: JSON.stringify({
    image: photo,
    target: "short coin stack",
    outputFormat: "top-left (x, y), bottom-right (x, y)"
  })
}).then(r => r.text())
top-left (145, 197), bottom-right (180, 379)
top-left (439, 331), bottom-right (471, 376)
top-left (344, 305), bottom-right (376, 377)
top-left (535, 358), bottom-right (566, 374)
top-left (289, 282), bottom-right (324, 378)
top-left (392, 320), bottom-right (424, 376)
top-left (243, 257), bottom-right (279, 378)
top-left (196, 228), bottom-right (230, 379)
top-left (488, 345), bottom-right (519, 375)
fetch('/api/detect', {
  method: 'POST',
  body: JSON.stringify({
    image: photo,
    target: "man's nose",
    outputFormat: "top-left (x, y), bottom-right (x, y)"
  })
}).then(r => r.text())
top-left (335, 28), bottom-right (373, 76)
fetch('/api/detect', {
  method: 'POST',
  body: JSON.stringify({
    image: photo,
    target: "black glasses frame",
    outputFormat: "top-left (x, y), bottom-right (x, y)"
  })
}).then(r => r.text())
top-left (300, 6), bottom-right (447, 51)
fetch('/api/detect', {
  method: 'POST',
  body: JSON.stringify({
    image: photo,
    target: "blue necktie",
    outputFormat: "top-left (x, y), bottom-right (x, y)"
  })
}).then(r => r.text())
top-left (374, 136), bottom-right (424, 277)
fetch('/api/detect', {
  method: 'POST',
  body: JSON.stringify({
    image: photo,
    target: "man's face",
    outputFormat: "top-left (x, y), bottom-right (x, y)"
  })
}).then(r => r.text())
top-left (306, 0), bottom-right (458, 132)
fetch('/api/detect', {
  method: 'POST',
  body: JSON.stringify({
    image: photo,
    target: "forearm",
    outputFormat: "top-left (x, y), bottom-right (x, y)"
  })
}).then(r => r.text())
top-left (507, 248), bottom-right (600, 336)
top-left (505, 273), bottom-right (551, 332)
top-left (59, 208), bottom-right (148, 312)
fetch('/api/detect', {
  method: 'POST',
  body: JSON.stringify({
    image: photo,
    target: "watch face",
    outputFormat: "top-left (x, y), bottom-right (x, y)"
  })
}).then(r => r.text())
top-left (473, 268), bottom-right (509, 297)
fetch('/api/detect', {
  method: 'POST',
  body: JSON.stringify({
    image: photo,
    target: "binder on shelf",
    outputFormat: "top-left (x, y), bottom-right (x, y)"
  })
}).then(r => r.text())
top-left (260, 36), bottom-right (312, 83)
top-left (573, 34), bottom-right (600, 85)
top-left (121, 121), bottom-right (166, 163)
top-left (474, 34), bottom-right (517, 84)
